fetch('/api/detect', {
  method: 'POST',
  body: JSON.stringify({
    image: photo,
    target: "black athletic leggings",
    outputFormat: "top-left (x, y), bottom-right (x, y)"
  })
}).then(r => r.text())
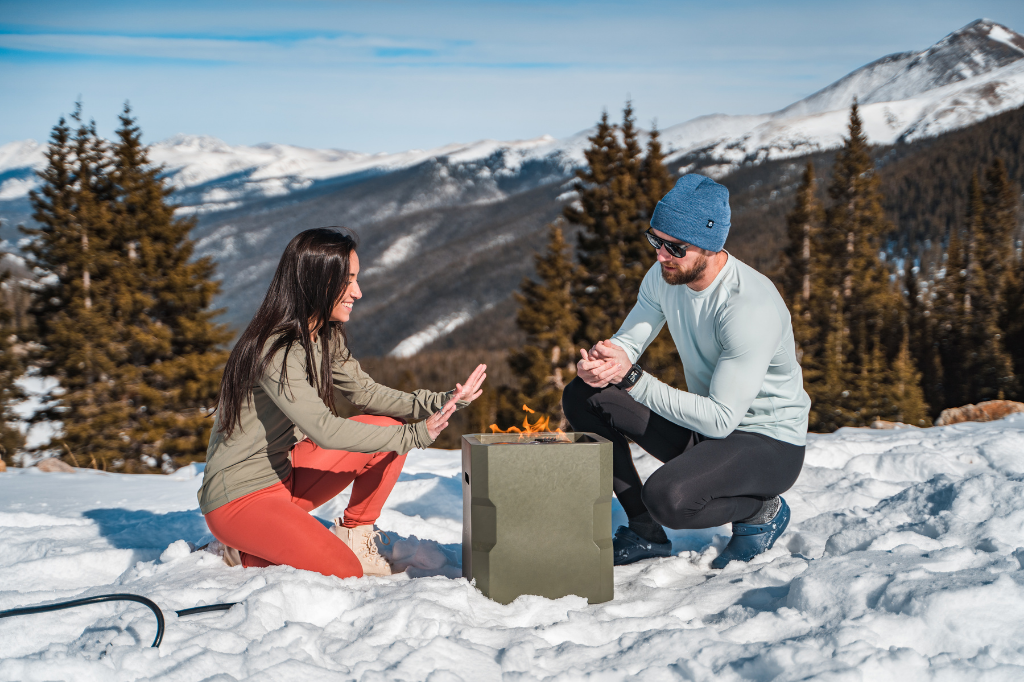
top-left (562, 377), bottom-right (805, 529)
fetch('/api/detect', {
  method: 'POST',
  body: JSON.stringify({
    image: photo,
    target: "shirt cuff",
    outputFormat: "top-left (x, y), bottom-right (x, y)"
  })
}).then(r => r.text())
top-left (443, 389), bottom-right (471, 411)
top-left (414, 419), bottom-right (435, 448)
top-left (609, 335), bottom-right (639, 364)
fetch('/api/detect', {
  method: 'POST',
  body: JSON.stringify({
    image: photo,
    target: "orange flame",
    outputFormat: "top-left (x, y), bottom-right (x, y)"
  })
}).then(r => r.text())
top-left (489, 404), bottom-right (570, 442)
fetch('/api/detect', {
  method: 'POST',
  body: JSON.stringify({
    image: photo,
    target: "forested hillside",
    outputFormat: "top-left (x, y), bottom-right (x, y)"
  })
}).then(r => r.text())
top-left (3, 101), bottom-right (1023, 463)
top-left (712, 103), bottom-right (1024, 276)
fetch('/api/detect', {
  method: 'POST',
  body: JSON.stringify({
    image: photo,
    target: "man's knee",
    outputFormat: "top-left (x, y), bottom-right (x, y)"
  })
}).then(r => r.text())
top-left (640, 477), bottom-right (674, 527)
top-left (641, 471), bottom-right (703, 530)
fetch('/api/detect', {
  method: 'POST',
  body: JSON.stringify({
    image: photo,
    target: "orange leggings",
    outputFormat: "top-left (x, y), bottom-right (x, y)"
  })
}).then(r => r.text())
top-left (204, 415), bottom-right (407, 579)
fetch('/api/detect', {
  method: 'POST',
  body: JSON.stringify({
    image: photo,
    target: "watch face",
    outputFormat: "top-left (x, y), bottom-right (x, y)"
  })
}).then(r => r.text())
top-left (616, 364), bottom-right (642, 389)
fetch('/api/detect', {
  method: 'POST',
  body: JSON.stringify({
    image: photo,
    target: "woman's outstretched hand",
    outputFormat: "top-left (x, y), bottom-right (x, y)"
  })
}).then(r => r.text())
top-left (425, 397), bottom-right (459, 440)
top-left (454, 363), bottom-right (487, 403)
top-left (424, 364), bottom-right (487, 441)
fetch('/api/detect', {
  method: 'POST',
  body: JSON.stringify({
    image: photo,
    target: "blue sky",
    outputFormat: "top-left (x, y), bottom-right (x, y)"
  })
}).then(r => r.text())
top-left (2, 0), bottom-right (1023, 153)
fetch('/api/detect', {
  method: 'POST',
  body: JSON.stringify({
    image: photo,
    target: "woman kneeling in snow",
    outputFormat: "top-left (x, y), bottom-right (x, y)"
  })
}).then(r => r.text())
top-left (199, 227), bottom-right (486, 578)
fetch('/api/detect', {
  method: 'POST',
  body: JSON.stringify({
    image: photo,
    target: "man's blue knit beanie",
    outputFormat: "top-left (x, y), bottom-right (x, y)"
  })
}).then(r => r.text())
top-left (649, 174), bottom-right (731, 252)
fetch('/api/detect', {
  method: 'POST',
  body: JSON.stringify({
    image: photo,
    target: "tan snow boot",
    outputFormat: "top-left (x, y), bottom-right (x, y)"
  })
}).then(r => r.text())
top-left (330, 522), bottom-right (393, 576)
top-left (201, 540), bottom-right (242, 567)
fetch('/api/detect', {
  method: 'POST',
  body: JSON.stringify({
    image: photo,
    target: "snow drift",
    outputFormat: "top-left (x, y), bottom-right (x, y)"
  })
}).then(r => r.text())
top-left (2, 416), bottom-right (1023, 680)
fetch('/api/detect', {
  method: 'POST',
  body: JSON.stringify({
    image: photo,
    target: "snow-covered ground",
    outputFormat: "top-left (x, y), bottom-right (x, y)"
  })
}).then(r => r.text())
top-left (2, 417), bottom-right (1024, 680)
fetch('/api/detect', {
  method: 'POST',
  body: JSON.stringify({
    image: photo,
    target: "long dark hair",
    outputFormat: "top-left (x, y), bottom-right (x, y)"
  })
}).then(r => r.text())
top-left (217, 227), bottom-right (358, 437)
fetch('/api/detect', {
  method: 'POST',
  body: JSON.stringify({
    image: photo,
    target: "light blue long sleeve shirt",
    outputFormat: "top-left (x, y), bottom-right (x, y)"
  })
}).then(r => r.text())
top-left (610, 254), bottom-right (810, 446)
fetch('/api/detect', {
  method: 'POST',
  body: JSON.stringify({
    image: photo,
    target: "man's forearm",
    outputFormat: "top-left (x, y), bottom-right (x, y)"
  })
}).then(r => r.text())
top-left (628, 372), bottom-right (741, 438)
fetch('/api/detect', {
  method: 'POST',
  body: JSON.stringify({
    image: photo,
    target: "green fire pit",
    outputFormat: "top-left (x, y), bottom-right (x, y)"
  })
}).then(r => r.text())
top-left (461, 432), bottom-right (613, 604)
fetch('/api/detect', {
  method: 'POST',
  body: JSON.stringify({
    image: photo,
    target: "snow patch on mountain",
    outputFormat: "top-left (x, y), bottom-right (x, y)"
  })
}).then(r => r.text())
top-left (388, 310), bottom-right (473, 358)
top-left (362, 229), bottom-right (429, 277)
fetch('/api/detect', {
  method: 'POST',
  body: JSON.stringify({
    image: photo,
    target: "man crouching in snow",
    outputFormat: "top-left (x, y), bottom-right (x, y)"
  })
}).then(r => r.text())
top-left (561, 174), bottom-right (810, 568)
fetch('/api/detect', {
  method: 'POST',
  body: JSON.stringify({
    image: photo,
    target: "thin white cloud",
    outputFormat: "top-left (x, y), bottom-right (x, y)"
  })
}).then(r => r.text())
top-left (0, 32), bottom-right (459, 65)
top-left (2, 1), bottom-right (1022, 152)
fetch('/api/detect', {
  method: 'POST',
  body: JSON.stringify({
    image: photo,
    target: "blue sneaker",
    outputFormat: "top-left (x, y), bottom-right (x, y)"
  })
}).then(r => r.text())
top-left (711, 497), bottom-right (791, 569)
top-left (613, 526), bottom-right (673, 566)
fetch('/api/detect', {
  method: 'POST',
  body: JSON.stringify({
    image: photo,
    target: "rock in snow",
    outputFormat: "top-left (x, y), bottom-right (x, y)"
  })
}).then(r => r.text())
top-left (1, 415), bottom-right (1024, 679)
top-left (34, 457), bottom-right (76, 473)
top-left (935, 399), bottom-right (1024, 425)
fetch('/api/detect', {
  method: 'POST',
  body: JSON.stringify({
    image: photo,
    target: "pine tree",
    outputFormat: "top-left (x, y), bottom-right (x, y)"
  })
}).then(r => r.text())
top-left (106, 104), bottom-right (231, 470)
top-left (853, 337), bottom-right (888, 423)
top-left (932, 214), bottom-right (970, 409)
top-left (568, 107), bottom-right (638, 344)
top-left (1006, 252), bottom-right (1024, 400)
top-left (890, 327), bottom-right (930, 426)
top-left (978, 158), bottom-right (1020, 400)
top-left (816, 102), bottom-right (909, 426)
top-left (0, 268), bottom-right (24, 464)
top-left (794, 102), bottom-right (925, 429)
top-left (21, 104), bottom-right (229, 472)
top-left (904, 261), bottom-right (940, 415)
top-left (982, 159), bottom-right (1019, 303)
top-left (567, 103), bottom-right (684, 387)
top-left (813, 293), bottom-right (854, 431)
top-left (506, 224), bottom-right (580, 427)
top-left (962, 169), bottom-right (1017, 401)
top-left (634, 123), bottom-right (685, 387)
top-left (1003, 172), bottom-right (1024, 398)
top-left (931, 166), bottom-right (1018, 409)
top-left (779, 161), bottom-right (825, 405)
top-left (22, 106), bottom-right (128, 468)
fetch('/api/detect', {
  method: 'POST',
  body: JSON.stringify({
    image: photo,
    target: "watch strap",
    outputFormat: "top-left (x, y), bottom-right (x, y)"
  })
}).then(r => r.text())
top-left (615, 363), bottom-right (643, 390)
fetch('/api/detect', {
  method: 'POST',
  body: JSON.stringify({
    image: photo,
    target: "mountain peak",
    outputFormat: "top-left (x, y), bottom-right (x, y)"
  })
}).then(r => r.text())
top-left (928, 19), bottom-right (1024, 70)
top-left (941, 19), bottom-right (1024, 54)
top-left (775, 18), bottom-right (1024, 120)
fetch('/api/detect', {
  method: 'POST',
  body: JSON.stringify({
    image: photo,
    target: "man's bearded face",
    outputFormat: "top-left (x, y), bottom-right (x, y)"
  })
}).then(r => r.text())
top-left (661, 250), bottom-right (708, 285)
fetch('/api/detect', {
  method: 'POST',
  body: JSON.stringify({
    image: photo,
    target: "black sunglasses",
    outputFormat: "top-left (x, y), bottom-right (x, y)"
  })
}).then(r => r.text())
top-left (645, 229), bottom-right (689, 258)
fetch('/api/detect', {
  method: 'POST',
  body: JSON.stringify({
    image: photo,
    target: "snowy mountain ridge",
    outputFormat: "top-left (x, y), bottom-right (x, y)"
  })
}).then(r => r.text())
top-left (2, 20), bottom-right (1022, 217)
top-left (0, 132), bottom-right (575, 217)
top-left (781, 18), bottom-right (1024, 117)
top-left (1, 19), bottom-right (1023, 356)
top-left (657, 18), bottom-right (1024, 169)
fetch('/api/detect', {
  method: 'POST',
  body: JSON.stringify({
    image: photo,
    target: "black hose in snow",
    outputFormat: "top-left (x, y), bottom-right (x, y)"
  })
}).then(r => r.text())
top-left (174, 603), bottom-right (237, 617)
top-left (0, 594), bottom-right (238, 648)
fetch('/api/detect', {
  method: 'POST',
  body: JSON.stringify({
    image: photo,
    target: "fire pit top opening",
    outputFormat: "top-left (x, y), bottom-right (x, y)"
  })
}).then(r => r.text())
top-left (465, 432), bottom-right (602, 446)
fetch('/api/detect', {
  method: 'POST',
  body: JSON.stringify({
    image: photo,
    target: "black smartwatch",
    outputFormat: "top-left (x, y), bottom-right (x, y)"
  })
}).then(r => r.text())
top-left (615, 363), bottom-right (644, 390)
